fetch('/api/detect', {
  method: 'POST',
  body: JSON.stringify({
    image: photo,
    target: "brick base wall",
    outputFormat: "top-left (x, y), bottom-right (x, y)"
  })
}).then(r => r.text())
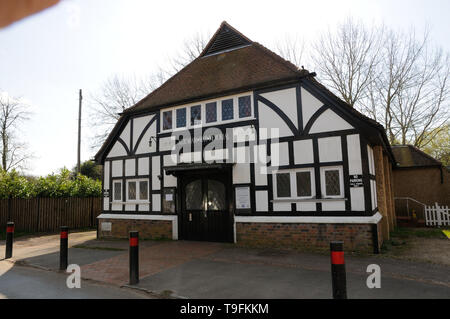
top-left (236, 223), bottom-right (377, 253)
top-left (98, 218), bottom-right (172, 240)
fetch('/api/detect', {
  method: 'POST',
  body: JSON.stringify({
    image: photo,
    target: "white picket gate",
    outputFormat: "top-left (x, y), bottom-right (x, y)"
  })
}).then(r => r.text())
top-left (425, 203), bottom-right (450, 227)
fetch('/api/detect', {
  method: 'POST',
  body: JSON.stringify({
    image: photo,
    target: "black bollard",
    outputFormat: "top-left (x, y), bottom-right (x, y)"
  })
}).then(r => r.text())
top-left (330, 241), bottom-right (347, 299)
top-left (60, 226), bottom-right (68, 271)
top-left (5, 222), bottom-right (14, 259)
top-left (129, 231), bottom-right (139, 285)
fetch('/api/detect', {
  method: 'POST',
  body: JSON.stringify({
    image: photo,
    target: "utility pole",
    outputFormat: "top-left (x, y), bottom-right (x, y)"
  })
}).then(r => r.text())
top-left (77, 89), bottom-right (82, 174)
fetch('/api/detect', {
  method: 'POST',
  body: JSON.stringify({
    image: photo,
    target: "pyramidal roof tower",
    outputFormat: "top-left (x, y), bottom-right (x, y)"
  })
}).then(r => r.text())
top-left (200, 21), bottom-right (252, 57)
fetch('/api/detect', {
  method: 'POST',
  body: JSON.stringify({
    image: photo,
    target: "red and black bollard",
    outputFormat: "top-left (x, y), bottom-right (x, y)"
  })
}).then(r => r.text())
top-left (5, 222), bottom-right (14, 259)
top-left (60, 226), bottom-right (68, 271)
top-left (129, 231), bottom-right (139, 285)
top-left (330, 241), bottom-right (347, 299)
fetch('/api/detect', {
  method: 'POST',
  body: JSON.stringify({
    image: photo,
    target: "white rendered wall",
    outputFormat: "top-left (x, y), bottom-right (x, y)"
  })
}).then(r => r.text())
top-left (107, 142), bottom-right (127, 158)
top-left (301, 87), bottom-right (323, 126)
top-left (255, 191), bottom-right (268, 212)
top-left (138, 157), bottom-right (149, 175)
top-left (125, 159), bottom-right (135, 176)
top-left (111, 160), bottom-right (122, 177)
top-left (309, 109), bottom-right (353, 134)
top-left (134, 115), bottom-right (157, 154)
top-left (318, 136), bottom-right (342, 162)
top-left (261, 88), bottom-right (298, 129)
top-left (294, 139), bottom-right (314, 165)
top-left (258, 102), bottom-right (293, 138)
top-left (119, 122), bottom-right (131, 149)
top-left (152, 156), bottom-right (161, 190)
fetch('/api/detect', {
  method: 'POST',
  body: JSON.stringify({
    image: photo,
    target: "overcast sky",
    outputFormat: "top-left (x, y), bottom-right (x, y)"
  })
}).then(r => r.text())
top-left (0, 0), bottom-right (449, 176)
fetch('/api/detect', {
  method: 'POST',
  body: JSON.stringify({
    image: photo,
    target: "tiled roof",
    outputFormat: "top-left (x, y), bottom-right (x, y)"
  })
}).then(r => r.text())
top-left (124, 21), bottom-right (309, 114)
top-left (392, 145), bottom-right (442, 168)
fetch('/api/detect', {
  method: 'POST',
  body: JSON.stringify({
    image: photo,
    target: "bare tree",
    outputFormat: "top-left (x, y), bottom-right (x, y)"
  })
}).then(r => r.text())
top-left (88, 72), bottom-right (166, 148)
top-left (308, 18), bottom-right (449, 148)
top-left (310, 18), bottom-right (383, 107)
top-left (89, 32), bottom-right (209, 149)
top-left (275, 34), bottom-right (306, 69)
top-left (166, 31), bottom-right (209, 74)
top-left (370, 28), bottom-right (450, 146)
top-left (0, 92), bottom-right (33, 172)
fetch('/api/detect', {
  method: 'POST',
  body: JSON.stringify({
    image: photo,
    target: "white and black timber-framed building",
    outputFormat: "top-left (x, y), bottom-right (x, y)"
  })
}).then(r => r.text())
top-left (95, 22), bottom-right (397, 253)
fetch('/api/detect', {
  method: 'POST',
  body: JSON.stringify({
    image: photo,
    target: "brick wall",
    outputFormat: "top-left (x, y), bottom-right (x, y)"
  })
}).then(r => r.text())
top-left (393, 167), bottom-right (450, 207)
top-left (98, 218), bottom-right (172, 240)
top-left (236, 222), bottom-right (377, 253)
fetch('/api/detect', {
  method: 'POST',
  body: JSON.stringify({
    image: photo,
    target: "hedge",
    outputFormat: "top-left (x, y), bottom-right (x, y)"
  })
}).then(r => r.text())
top-left (0, 168), bottom-right (102, 199)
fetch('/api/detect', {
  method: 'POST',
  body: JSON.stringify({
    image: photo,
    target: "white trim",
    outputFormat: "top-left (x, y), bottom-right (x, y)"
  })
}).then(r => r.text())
top-left (112, 180), bottom-right (122, 202)
top-left (126, 178), bottom-right (149, 202)
top-left (234, 212), bottom-right (382, 224)
top-left (273, 168), bottom-right (315, 200)
top-left (320, 166), bottom-right (344, 199)
top-left (97, 214), bottom-right (178, 240)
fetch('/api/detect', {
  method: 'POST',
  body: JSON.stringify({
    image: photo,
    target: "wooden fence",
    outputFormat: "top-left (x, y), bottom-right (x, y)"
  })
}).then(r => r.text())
top-left (425, 203), bottom-right (450, 227)
top-left (0, 197), bottom-right (102, 232)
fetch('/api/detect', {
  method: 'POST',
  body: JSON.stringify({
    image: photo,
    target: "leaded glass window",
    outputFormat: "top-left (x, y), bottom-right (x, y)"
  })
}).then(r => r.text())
top-left (206, 102), bottom-right (217, 123)
top-left (296, 171), bottom-right (312, 197)
top-left (163, 110), bottom-right (172, 130)
top-left (139, 181), bottom-right (148, 200)
top-left (190, 105), bottom-right (201, 126)
top-left (127, 181), bottom-right (136, 200)
top-left (325, 170), bottom-right (341, 196)
top-left (238, 96), bottom-right (251, 118)
top-left (176, 108), bottom-right (186, 128)
top-left (276, 173), bottom-right (291, 198)
top-left (113, 181), bottom-right (121, 201)
top-left (221, 99), bottom-right (234, 121)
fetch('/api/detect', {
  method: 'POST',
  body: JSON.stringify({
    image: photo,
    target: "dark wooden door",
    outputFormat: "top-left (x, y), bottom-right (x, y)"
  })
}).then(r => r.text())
top-left (180, 172), bottom-right (232, 242)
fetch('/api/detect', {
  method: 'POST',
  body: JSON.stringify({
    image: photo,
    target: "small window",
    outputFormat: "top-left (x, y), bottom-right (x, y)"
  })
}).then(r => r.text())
top-left (113, 181), bottom-right (122, 201)
top-left (162, 110), bottom-right (172, 130)
top-left (276, 173), bottom-right (291, 198)
top-left (126, 179), bottom-right (149, 202)
top-left (221, 99), bottom-right (234, 121)
top-left (139, 181), bottom-right (148, 200)
top-left (296, 171), bottom-right (312, 197)
top-left (321, 167), bottom-right (343, 198)
top-left (190, 105), bottom-right (202, 126)
top-left (206, 102), bottom-right (217, 123)
top-left (238, 96), bottom-right (251, 118)
top-left (176, 108), bottom-right (186, 128)
top-left (128, 181), bottom-right (136, 200)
